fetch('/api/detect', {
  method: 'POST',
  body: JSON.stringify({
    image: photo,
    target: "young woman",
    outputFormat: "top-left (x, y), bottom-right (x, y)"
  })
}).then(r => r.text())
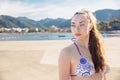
top-left (59, 9), bottom-right (110, 80)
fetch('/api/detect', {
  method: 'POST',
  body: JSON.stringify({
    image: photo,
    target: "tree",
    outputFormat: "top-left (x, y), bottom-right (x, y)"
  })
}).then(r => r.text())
top-left (109, 19), bottom-right (120, 30)
top-left (98, 21), bottom-right (109, 31)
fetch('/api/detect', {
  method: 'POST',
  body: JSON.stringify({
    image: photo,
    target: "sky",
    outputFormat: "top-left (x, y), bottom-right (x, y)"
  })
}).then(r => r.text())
top-left (0, 0), bottom-right (120, 20)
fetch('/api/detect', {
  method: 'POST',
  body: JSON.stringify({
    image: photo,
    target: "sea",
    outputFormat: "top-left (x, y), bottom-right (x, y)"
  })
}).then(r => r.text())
top-left (0, 33), bottom-right (119, 41)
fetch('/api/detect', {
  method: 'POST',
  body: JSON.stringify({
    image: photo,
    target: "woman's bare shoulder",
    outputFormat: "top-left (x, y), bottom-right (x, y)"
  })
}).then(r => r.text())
top-left (60, 44), bottom-right (74, 57)
top-left (59, 44), bottom-right (74, 64)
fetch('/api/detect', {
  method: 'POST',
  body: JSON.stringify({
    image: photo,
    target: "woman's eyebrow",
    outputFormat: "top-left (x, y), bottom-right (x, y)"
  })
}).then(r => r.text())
top-left (71, 22), bottom-right (75, 24)
top-left (79, 21), bottom-right (85, 24)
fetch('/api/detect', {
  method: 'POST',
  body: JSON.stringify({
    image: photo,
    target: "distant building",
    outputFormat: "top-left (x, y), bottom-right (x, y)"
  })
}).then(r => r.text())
top-left (12, 27), bottom-right (22, 33)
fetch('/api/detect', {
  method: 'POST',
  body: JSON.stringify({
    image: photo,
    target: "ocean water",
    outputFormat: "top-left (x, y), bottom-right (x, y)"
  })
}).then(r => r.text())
top-left (0, 33), bottom-right (119, 41)
top-left (0, 33), bottom-right (74, 41)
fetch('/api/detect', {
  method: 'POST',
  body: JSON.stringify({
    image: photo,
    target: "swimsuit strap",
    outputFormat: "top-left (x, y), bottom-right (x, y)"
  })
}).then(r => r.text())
top-left (72, 38), bottom-right (82, 56)
top-left (71, 74), bottom-right (77, 77)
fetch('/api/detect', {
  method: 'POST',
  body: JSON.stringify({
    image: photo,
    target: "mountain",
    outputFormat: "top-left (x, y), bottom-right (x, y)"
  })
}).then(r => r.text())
top-left (0, 9), bottom-right (120, 28)
top-left (37, 18), bottom-right (70, 28)
top-left (0, 15), bottom-right (23, 28)
top-left (94, 9), bottom-right (120, 21)
top-left (17, 17), bottom-right (42, 28)
top-left (0, 15), bottom-right (42, 28)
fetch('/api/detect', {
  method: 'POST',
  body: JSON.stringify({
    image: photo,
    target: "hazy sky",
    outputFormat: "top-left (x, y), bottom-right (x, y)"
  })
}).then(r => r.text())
top-left (0, 0), bottom-right (120, 20)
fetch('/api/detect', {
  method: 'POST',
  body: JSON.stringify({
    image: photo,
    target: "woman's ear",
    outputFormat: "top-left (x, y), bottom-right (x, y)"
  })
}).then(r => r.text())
top-left (89, 24), bottom-right (93, 31)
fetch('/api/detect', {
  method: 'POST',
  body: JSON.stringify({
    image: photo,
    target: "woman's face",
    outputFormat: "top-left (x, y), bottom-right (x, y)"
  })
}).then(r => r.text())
top-left (71, 14), bottom-right (92, 40)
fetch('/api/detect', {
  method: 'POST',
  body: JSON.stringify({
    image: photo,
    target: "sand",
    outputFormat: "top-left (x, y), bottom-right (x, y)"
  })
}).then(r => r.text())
top-left (0, 37), bottom-right (120, 80)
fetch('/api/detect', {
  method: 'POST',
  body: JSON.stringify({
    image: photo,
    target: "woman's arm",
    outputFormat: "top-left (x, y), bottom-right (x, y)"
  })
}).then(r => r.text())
top-left (59, 48), bottom-right (71, 80)
top-left (103, 64), bottom-right (110, 80)
top-left (104, 74), bottom-right (106, 80)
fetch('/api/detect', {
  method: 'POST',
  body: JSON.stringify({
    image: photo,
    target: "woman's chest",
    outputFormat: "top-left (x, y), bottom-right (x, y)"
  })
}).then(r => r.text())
top-left (70, 49), bottom-right (94, 75)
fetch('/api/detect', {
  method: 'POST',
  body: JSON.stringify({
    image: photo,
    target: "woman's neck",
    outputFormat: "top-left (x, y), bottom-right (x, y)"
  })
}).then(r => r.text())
top-left (76, 36), bottom-right (89, 49)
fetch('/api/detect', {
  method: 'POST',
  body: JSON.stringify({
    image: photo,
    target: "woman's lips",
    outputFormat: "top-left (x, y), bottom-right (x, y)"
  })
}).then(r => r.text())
top-left (75, 33), bottom-right (81, 36)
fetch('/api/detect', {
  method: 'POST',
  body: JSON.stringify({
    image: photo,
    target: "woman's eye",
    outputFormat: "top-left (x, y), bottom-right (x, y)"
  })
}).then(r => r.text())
top-left (80, 24), bottom-right (85, 26)
top-left (71, 25), bottom-right (76, 27)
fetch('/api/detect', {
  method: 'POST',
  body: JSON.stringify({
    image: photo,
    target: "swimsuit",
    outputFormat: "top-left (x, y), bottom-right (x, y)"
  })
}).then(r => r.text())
top-left (71, 38), bottom-right (95, 77)
top-left (70, 38), bottom-right (110, 77)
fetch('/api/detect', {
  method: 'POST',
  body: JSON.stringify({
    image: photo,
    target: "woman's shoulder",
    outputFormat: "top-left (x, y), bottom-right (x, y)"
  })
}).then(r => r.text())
top-left (61, 44), bottom-right (74, 53)
top-left (59, 44), bottom-right (74, 58)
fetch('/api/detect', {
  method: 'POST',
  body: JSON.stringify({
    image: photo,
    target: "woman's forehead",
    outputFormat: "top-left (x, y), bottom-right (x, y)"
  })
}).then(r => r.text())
top-left (71, 14), bottom-right (88, 23)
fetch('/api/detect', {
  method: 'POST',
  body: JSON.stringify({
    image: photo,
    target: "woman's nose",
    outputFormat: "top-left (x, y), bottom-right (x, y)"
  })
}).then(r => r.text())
top-left (75, 26), bottom-right (81, 30)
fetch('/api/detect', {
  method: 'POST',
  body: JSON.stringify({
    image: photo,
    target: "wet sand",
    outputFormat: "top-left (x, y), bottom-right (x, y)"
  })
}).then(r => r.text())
top-left (0, 37), bottom-right (120, 80)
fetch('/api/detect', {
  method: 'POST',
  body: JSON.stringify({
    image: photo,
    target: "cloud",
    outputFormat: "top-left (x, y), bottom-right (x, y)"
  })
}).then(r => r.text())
top-left (0, 1), bottom-right (51, 20)
top-left (0, 2), bottom-right (32, 17)
top-left (0, 1), bottom-right (75, 20)
top-left (0, 0), bottom-right (119, 20)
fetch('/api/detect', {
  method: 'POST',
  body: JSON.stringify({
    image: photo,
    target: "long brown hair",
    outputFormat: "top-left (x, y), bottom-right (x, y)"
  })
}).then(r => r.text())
top-left (73, 9), bottom-right (106, 73)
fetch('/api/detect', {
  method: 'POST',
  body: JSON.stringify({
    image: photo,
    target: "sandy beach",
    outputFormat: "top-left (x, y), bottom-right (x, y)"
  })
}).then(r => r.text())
top-left (0, 37), bottom-right (120, 80)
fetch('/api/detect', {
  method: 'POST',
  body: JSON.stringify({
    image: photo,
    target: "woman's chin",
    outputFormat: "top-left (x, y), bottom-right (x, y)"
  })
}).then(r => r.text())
top-left (74, 36), bottom-right (83, 40)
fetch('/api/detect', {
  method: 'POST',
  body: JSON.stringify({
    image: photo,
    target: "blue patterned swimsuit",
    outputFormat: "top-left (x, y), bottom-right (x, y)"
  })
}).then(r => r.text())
top-left (71, 38), bottom-right (95, 77)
